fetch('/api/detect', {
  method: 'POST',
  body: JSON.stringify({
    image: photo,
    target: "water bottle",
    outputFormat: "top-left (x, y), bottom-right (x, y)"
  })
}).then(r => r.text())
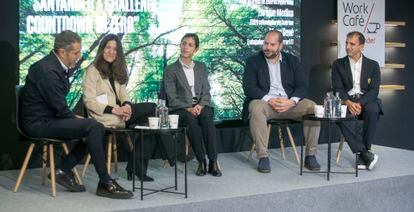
top-left (155, 99), bottom-right (162, 117)
top-left (333, 92), bottom-right (342, 118)
top-left (323, 92), bottom-right (333, 118)
top-left (156, 99), bottom-right (169, 129)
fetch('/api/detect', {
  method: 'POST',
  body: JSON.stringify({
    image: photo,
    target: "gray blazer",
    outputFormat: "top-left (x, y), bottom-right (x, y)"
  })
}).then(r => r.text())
top-left (163, 60), bottom-right (212, 111)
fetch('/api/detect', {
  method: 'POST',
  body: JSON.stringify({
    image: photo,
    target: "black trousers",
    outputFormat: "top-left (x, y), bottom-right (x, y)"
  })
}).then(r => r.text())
top-left (171, 106), bottom-right (217, 162)
top-left (336, 101), bottom-right (381, 153)
top-left (124, 103), bottom-right (175, 176)
top-left (22, 118), bottom-right (111, 183)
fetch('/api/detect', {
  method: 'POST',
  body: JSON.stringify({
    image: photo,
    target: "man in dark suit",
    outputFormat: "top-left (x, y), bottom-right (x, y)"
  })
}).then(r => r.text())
top-left (332, 31), bottom-right (382, 170)
top-left (20, 30), bottom-right (132, 199)
top-left (243, 30), bottom-right (321, 173)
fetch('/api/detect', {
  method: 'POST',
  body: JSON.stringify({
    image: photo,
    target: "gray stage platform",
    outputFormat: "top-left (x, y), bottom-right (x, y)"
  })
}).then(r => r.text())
top-left (1, 144), bottom-right (414, 212)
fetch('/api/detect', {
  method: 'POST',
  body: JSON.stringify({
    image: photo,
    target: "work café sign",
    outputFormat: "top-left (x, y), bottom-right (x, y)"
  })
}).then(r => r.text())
top-left (338, 0), bottom-right (385, 66)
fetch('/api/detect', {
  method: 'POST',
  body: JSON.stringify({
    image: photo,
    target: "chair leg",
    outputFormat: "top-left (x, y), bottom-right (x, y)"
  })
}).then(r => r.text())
top-left (182, 130), bottom-right (190, 173)
top-left (125, 132), bottom-right (134, 152)
top-left (49, 144), bottom-right (56, 197)
top-left (61, 143), bottom-right (83, 185)
top-left (248, 143), bottom-right (256, 160)
top-left (286, 126), bottom-right (301, 165)
top-left (278, 126), bottom-right (286, 160)
top-left (82, 154), bottom-right (91, 177)
top-left (163, 160), bottom-right (169, 169)
top-left (41, 144), bottom-right (47, 186)
top-left (107, 135), bottom-right (113, 175)
top-left (13, 143), bottom-right (35, 193)
top-left (216, 159), bottom-right (222, 171)
top-left (336, 135), bottom-right (345, 164)
top-left (112, 134), bottom-right (118, 173)
top-left (266, 124), bottom-right (271, 157)
top-left (185, 133), bottom-right (190, 157)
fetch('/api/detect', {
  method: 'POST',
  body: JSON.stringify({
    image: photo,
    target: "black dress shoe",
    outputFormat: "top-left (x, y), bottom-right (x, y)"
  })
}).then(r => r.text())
top-left (48, 168), bottom-right (85, 192)
top-left (257, 157), bottom-right (271, 173)
top-left (168, 159), bottom-right (176, 167)
top-left (96, 179), bottom-right (133, 199)
top-left (304, 155), bottom-right (321, 171)
top-left (208, 160), bottom-right (222, 177)
top-left (196, 160), bottom-right (207, 176)
top-left (127, 171), bottom-right (154, 182)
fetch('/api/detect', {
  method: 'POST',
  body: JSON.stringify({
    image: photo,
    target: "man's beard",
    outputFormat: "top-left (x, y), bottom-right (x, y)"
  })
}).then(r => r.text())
top-left (263, 50), bottom-right (279, 59)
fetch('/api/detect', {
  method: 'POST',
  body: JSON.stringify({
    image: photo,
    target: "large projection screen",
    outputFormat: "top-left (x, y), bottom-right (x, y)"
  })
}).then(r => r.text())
top-left (19, 0), bottom-right (301, 120)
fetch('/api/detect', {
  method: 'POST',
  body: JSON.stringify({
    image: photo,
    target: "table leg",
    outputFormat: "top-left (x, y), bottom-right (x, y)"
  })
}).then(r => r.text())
top-left (174, 132), bottom-right (177, 190)
top-left (132, 132), bottom-right (137, 193)
top-left (300, 122), bottom-right (304, 175)
top-left (356, 153), bottom-right (359, 177)
top-left (141, 131), bottom-right (144, 200)
top-left (185, 128), bottom-right (188, 198)
top-left (355, 121), bottom-right (359, 178)
top-left (327, 121), bottom-right (331, 181)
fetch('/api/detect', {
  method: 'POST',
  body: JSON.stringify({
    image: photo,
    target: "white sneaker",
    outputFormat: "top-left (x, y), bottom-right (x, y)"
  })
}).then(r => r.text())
top-left (362, 152), bottom-right (379, 170)
top-left (367, 154), bottom-right (379, 170)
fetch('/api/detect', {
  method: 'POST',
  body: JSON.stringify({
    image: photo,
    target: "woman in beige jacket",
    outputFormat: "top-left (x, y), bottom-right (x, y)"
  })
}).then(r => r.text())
top-left (83, 34), bottom-right (174, 181)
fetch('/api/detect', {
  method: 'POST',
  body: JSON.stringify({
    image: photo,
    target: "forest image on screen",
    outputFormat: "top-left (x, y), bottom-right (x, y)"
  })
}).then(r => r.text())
top-left (19, 0), bottom-right (301, 120)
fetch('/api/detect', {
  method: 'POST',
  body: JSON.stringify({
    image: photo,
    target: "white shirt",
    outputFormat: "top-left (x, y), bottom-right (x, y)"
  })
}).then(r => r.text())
top-left (262, 54), bottom-right (299, 104)
top-left (179, 58), bottom-right (196, 97)
top-left (348, 55), bottom-right (363, 96)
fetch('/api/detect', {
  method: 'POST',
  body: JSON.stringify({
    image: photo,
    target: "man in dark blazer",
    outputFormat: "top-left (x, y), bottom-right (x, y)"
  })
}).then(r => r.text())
top-left (332, 31), bottom-right (382, 170)
top-left (242, 30), bottom-right (321, 173)
top-left (20, 30), bottom-right (132, 199)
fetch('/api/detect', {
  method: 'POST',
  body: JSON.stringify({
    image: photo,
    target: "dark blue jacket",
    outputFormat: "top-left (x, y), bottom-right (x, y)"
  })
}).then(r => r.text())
top-left (21, 52), bottom-right (75, 128)
top-left (331, 55), bottom-right (383, 113)
top-left (242, 51), bottom-right (307, 122)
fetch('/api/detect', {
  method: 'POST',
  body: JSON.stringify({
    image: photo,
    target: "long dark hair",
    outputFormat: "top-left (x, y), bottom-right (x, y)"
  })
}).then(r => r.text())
top-left (94, 34), bottom-right (128, 84)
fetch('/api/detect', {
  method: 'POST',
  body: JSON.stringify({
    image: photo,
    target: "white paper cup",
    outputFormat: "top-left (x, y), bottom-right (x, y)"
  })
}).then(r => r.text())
top-left (314, 105), bottom-right (324, 118)
top-left (148, 117), bottom-right (159, 129)
top-left (168, 114), bottom-right (179, 129)
top-left (341, 105), bottom-right (348, 118)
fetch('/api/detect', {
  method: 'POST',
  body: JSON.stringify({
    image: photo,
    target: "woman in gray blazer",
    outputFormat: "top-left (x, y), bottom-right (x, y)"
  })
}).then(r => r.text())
top-left (163, 33), bottom-right (221, 177)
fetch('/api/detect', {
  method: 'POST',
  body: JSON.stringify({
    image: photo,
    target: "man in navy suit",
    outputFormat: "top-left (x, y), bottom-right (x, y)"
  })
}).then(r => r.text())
top-left (243, 30), bottom-right (321, 173)
top-left (21, 30), bottom-right (132, 198)
top-left (332, 31), bottom-right (382, 170)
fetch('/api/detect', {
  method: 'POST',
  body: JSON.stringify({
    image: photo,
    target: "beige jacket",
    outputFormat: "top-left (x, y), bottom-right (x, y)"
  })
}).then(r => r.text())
top-left (82, 65), bottom-right (130, 128)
